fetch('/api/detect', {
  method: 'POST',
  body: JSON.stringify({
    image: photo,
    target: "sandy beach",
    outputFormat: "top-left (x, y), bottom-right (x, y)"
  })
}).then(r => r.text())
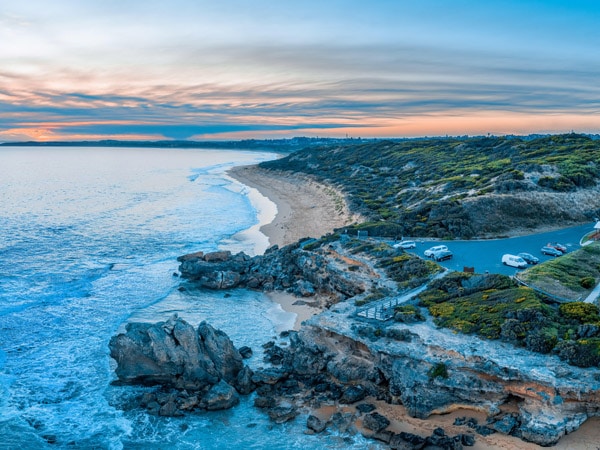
top-left (228, 165), bottom-right (359, 249)
top-left (229, 164), bottom-right (358, 331)
top-left (228, 163), bottom-right (600, 449)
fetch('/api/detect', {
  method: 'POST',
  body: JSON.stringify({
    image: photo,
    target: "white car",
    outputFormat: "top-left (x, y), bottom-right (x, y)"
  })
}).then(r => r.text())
top-left (424, 245), bottom-right (448, 257)
top-left (394, 240), bottom-right (416, 249)
top-left (502, 254), bottom-right (527, 269)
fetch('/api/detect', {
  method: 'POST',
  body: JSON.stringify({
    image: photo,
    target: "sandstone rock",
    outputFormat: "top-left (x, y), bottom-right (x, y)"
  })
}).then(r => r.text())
top-left (198, 321), bottom-right (243, 384)
top-left (109, 316), bottom-right (221, 389)
top-left (370, 430), bottom-right (394, 444)
top-left (177, 251), bottom-right (204, 262)
top-left (294, 280), bottom-right (315, 297)
top-left (239, 346), bottom-right (253, 359)
top-left (267, 404), bottom-right (299, 424)
top-left (389, 434), bottom-right (416, 450)
top-left (109, 316), bottom-right (251, 415)
top-left (264, 345), bottom-right (285, 365)
top-left (329, 411), bottom-right (357, 434)
top-left (254, 396), bottom-right (277, 409)
top-left (251, 368), bottom-right (288, 385)
top-left (235, 366), bottom-right (256, 395)
top-left (178, 244), bottom-right (366, 301)
top-left (490, 414), bottom-right (518, 435)
top-left (356, 403), bottom-right (376, 413)
top-left (460, 434), bottom-right (476, 446)
top-left (178, 395), bottom-right (199, 411)
top-left (159, 399), bottom-right (182, 417)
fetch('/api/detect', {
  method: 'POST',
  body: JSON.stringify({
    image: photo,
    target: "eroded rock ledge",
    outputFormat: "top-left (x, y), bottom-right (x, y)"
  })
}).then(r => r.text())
top-left (284, 301), bottom-right (600, 446)
top-left (108, 315), bottom-right (476, 449)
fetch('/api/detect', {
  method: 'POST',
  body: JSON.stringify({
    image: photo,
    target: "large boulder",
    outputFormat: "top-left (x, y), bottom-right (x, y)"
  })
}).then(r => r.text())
top-left (201, 379), bottom-right (240, 410)
top-left (198, 321), bottom-right (244, 384)
top-left (109, 315), bottom-right (244, 392)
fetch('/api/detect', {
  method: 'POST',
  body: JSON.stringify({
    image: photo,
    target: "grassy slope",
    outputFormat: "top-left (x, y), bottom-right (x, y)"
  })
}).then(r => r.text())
top-left (518, 242), bottom-right (600, 301)
top-left (412, 229), bottom-right (600, 368)
top-left (261, 134), bottom-right (600, 239)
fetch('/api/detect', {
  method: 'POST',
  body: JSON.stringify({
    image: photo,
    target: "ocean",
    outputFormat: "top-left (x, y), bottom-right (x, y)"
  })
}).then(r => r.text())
top-left (0, 147), bottom-right (378, 449)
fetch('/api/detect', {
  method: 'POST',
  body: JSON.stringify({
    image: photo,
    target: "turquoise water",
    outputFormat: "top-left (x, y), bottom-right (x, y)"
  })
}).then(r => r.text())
top-left (0, 147), bottom-right (378, 449)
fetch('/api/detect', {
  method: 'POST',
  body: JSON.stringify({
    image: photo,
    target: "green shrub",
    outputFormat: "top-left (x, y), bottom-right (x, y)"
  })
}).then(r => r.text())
top-left (525, 329), bottom-right (558, 354)
top-left (428, 363), bottom-right (449, 380)
top-left (393, 305), bottom-right (425, 323)
top-left (556, 338), bottom-right (600, 367)
top-left (580, 277), bottom-right (596, 289)
top-left (559, 302), bottom-right (600, 323)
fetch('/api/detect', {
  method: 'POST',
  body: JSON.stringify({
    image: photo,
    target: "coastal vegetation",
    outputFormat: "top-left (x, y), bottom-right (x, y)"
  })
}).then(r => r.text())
top-left (418, 270), bottom-right (600, 367)
top-left (517, 241), bottom-right (600, 301)
top-left (261, 133), bottom-right (600, 238)
top-left (342, 238), bottom-right (443, 289)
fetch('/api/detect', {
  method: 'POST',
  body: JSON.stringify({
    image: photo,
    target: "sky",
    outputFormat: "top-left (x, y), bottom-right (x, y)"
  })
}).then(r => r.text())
top-left (1, 0), bottom-right (600, 141)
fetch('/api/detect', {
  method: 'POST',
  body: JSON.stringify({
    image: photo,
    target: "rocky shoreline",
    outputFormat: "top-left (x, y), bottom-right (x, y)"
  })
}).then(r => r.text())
top-left (108, 236), bottom-right (600, 448)
top-left (109, 315), bottom-right (476, 449)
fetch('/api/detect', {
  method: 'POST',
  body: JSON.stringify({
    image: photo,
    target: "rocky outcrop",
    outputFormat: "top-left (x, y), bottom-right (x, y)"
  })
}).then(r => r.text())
top-left (109, 315), bottom-right (247, 412)
top-left (177, 244), bottom-right (366, 301)
top-left (270, 301), bottom-right (600, 446)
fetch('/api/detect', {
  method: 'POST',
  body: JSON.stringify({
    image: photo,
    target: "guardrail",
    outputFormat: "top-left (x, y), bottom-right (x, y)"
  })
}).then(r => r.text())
top-left (356, 270), bottom-right (449, 321)
top-left (513, 274), bottom-right (581, 303)
top-left (356, 296), bottom-right (404, 321)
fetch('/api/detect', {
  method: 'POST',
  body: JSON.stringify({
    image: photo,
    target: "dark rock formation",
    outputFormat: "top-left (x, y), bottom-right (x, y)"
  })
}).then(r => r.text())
top-left (362, 412), bottom-right (390, 432)
top-left (201, 379), bottom-right (240, 410)
top-left (109, 315), bottom-right (222, 389)
top-left (238, 345), bottom-right (253, 359)
top-left (109, 315), bottom-right (250, 413)
top-left (177, 244), bottom-right (365, 301)
top-left (339, 384), bottom-right (367, 404)
top-left (306, 415), bottom-right (327, 433)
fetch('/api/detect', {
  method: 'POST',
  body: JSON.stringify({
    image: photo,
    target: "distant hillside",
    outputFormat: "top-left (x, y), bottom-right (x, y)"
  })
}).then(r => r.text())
top-left (0, 137), bottom-right (371, 153)
top-left (261, 134), bottom-right (600, 238)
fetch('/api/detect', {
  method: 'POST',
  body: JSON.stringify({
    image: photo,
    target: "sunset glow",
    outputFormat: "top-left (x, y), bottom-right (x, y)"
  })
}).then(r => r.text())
top-left (1, 1), bottom-right (600, 141)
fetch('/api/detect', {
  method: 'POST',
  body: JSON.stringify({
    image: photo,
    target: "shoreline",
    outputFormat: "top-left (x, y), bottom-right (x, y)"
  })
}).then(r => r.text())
top-left (228, 164), bottom-right (357, 330)
top-left (228, 165), bottom-right (358, 249)
top-left (226, 163), bottom-right (600, 449)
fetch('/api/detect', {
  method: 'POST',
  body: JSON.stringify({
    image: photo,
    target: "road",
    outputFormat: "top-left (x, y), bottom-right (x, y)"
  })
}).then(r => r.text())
top-left (400, 223), bottom-right (595, 276)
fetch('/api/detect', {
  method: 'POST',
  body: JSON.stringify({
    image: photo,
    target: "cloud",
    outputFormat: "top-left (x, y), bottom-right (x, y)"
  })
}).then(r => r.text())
top-left (2, 30), bottom-right (600, 141)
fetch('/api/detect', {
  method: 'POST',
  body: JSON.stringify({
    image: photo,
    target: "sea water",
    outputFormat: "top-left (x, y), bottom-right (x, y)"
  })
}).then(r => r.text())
top-left (0, 147), bottom-right (379, 449)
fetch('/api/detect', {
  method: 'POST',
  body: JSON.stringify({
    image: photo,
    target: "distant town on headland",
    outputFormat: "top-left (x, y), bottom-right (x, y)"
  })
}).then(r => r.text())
top-left (2, 133), bottom-right (600, 153)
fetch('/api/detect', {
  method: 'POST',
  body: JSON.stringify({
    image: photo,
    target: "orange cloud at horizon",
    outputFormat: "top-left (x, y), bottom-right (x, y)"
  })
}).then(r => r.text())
top-left (0, 127), bottom-right (166, 142)
top-left (189, 111), bottom-right (600, 140)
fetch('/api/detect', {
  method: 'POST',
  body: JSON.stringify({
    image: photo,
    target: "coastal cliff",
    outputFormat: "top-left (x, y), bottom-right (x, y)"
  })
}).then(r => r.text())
top-left (282, 302), bottom-right (600, 446)
top-left (171, 236), bottom-right (600, 446)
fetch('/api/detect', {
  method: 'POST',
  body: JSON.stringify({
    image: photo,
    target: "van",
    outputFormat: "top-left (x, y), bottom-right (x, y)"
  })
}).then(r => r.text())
top-left (502, 254), bottom-right (527, 269)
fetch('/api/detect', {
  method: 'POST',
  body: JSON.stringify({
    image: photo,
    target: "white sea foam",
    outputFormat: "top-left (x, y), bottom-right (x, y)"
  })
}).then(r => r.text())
top-left (0, 147), bottom-right (381, 449)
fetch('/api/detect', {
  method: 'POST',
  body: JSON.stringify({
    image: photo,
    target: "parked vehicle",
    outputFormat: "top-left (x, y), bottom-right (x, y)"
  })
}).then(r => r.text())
top-left (424, 245), bottom-right (448, 257)
top-left (518, 252), bottom-right (539, 265)
top-left (546, 242), bottom-right (567, 253)
top-left (502, 254), bottom-right (527, 269)
top-left (394, 240), bottom-right (416, 249)
top-left (431, 249), bottom-right (453, 261)
top-left (541, 246), bottom-right (562, 256)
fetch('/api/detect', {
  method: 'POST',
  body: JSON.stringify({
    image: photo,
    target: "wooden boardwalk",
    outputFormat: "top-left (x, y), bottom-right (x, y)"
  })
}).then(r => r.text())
top-left (356, 270), bottom-right (447, 321)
